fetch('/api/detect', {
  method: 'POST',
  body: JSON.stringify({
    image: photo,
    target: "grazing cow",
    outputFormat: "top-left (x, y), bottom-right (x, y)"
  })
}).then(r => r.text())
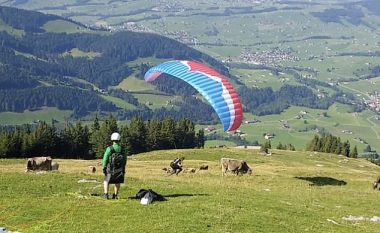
top-left (51, 162), bottom-right (59, 171)
top-left (26, 157), bottom-right (52, 171)
top-left (221, 158), bottom-right (252, 176)
top-left (373, 175), bottom-right (380, 190)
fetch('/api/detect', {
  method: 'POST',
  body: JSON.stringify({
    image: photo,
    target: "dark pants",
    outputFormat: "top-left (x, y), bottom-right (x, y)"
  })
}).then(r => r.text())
top-left (104, 171), bottom-right (125, 184)
top-left (170, 164), bottom-right (182, 175)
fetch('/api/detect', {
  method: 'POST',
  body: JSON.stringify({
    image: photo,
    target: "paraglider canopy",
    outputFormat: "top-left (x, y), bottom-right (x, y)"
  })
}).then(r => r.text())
top-left (144, 60), bottom-right (243, 132)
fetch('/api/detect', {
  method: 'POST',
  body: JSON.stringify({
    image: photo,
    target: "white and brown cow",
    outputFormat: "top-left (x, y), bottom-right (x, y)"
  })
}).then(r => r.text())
top-left (26, 156), bottom-right (52, 171)
top-left (221, 158), bottom-right (252, 176)
top-left (51, 162), bottom-right (59, 171)
top-left (373, 175), bottom-right (380, 190)
top-left (88, 166), bottom-right (96, 173)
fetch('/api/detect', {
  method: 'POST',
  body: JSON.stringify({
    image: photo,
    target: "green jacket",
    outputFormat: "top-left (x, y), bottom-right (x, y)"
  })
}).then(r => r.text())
top-left (102, 143), bottom-right (127, 169)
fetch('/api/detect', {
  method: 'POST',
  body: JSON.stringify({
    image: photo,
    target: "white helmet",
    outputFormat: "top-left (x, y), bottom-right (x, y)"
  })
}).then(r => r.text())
top-left (111, 132), bottom-right (121, 141)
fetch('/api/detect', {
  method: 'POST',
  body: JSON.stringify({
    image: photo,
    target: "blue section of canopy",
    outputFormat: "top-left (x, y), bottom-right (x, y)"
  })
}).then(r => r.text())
top-left (144, 61), bottom-right (238, 131)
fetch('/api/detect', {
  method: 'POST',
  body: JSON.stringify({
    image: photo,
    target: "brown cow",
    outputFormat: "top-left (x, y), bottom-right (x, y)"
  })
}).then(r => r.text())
top-left (221, 158), bottom-right (252, 176)
top-left (199, 165), bottom-right (209, 170)
top-left (26, 157), bottom-right (52, 171)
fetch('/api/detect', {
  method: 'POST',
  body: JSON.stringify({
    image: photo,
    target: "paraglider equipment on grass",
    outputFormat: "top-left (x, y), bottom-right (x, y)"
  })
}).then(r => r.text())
top-left (144, 60), bottom-right (243, 132)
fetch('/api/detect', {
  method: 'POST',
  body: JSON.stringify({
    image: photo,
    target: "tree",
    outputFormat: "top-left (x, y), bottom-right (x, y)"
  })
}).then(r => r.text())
top-left (72, 122), bottom-right (91, 159)
top-left (119, 123), bottom-right (130, 155)
top-left (307, 134), bottom-right (320, 151)
top-left (146, 120), bottom-right (163, 151)
top-left (161, 118), bottom-right (176, 149)
top-left (276, 142), bottom-right (284, 150)
top-left (127, 117), bottom-right (148, 154)
top-left (32, 121), bottom-right (58, 156)
top-left (350, 145), bottom-right (358, 158)
top-left (287, 144), bottom-right (296, 151)
top-left (364, 144), bottom-right (372, 152)
top-left (196, 129), bottom-right (205, 149)
top-left (0, 133), bottom-right (7, 158)
top-left (334, 137), bottom-right (342, 155)
top-left (21, 131), bottom-right (34, 157)
top-left (261, 140), bottom-right (271, 154)
top-left (89, 114), bottom-right (101, 157)
top-left (59, 124), bottom-right (72, 158)
top-left (342, 140), bottom-right (350, 157)
top-left (175, 118), bottom-right (195, 149)
top-left (322, 134), bottom-right (333, 153)
top-left (94, 114), bottom-right (119, 158)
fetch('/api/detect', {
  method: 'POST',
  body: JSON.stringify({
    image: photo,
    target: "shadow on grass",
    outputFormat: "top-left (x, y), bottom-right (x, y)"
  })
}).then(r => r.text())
top-left (127, 191), bottom-right (209, 202)
top-left (295, 176), bottom-right (347, 186)
top-left (127, 193), bottom-right (209, 199)
top-left (163, 193), bottom-right (209, 198)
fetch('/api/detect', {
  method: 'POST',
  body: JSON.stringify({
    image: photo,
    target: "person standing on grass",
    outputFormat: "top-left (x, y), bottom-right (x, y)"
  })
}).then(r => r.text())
top-left (102, 132), bottom-right (127, 200)
top-left (169, 157), bottom-right (184, 176)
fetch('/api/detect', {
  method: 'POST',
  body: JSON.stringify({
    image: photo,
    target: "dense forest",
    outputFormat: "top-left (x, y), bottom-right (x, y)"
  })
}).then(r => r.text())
top-left (306, 134), bottom-right (357, 158)
top-left (0, 115), bottom-right (205, 159)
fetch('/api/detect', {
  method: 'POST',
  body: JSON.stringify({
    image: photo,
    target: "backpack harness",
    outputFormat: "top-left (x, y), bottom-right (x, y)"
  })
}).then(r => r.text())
top-left (108, 146), bottom-right (124, 175)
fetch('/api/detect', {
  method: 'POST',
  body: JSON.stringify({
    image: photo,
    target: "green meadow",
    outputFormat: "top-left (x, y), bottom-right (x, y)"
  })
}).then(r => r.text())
top-left (132, 93), bottom-right (178, 110)
top-left (62, 48), bottom-right (101, 59)
top-left (42, 20), bottom-right (90, 34)
top-left (0, 108), bottom-right (71, 125)
top-left (1, 148), bottom-right (380, 233)
top-left (101, 95), bottom-right (137, 110)
top-left (117, 76), bottom-right (155, 92)
top-left (0, 19), bottom-right (24, 37)
top-left (343, 76), bottom-right (380, 95)
top-left (231, 69), bottom-right (300, 91)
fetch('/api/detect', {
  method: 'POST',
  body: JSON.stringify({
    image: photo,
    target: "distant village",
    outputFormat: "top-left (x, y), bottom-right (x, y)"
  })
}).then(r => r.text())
top-left (89, 2), bottom-right (380, 117)
top-left (89, 0), bottom-right (269, 46)
top-left (93, 21), bottom-right (152, 33)
top-left (238, 47), bottom-right (300, 67)
top-left (364, 91), bottom-right (380, 112)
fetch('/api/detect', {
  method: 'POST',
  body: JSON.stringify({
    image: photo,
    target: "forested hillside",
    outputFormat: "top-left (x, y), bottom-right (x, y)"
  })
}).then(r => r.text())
top-left (0, 6), bottom-right (229, 122)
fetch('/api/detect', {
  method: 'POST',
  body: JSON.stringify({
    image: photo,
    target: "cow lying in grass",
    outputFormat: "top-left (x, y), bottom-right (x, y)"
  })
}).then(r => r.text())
top-left (221, 158), bottom-right (252, 176)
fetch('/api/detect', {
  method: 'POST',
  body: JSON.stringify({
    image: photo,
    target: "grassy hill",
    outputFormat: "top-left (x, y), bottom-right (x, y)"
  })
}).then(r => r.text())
top-left (1, 148), bottom-right (380, 232)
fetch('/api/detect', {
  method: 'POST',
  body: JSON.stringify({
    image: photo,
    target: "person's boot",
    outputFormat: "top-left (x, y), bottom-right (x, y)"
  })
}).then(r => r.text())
top-left (102, 193), bottom-right (109, 199)
top-left (112, 193), bottom-right (118, 199)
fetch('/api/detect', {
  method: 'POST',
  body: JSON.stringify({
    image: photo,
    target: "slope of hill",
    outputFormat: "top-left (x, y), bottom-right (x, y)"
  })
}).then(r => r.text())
top-left (0, 3), bottom-right (379, 152)
top-left (1, 148), bottom-right (380, 232)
